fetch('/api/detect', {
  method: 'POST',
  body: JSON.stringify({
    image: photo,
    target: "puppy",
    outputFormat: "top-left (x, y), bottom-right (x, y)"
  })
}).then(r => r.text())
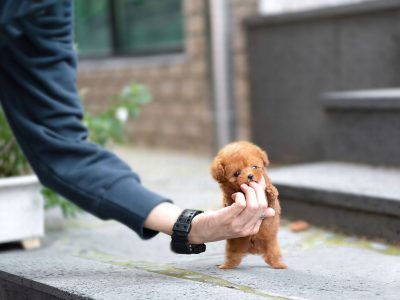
top-left (211, 141), bottom-right (287, 269)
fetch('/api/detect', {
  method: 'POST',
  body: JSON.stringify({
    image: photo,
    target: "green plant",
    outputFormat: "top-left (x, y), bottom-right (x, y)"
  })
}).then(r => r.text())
top-left (83, 83), bottom-right (151, 147)
top-left (0, 111), bottom-right (31, 177)
top-left (0, 82), bottom-right (151, 218)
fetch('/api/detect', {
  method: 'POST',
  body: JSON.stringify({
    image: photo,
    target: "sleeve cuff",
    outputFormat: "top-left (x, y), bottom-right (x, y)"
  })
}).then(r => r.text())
top-left (98, 176), bottom-right (173, 239)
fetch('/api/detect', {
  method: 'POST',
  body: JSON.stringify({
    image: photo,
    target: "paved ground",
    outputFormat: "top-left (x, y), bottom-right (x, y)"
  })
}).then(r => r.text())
top-left (0, 146), bottom-right (399, 300)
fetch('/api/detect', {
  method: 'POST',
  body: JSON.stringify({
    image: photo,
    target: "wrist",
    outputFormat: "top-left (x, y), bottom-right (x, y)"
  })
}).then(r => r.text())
top-left (144, 202), bottom-right (182, 235)
top-left (187, 214), bottom-right (205, 244)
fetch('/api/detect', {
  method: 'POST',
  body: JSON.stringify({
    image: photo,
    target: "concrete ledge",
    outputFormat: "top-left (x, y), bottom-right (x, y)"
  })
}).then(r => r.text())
top-left (0, 175), bottom-right (38, 188)
top-left (0, 271), bottom-right (81, 300)
top-left (270, 162), bottom-right (400, 242)
top-left (245, 0), bottom-right (400, 27)
top-left (322, 89), bottom-right (400, 111)
top-left (282, 195), bottom-right (400, 243)
top-left (78, 53), bottom-right (187, 72)
top-left (1, 217), bottom-right (399, 300)
top-left (278, 185), bottom-right (400, 218)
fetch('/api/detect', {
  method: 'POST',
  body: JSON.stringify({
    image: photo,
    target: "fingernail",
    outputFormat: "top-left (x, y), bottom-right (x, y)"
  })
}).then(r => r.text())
top-left (266, 207), bottom-right (275, 217)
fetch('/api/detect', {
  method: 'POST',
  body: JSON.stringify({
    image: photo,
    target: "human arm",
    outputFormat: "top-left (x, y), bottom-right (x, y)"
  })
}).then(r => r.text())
top-left (0, 0), bottom-right (170, 239)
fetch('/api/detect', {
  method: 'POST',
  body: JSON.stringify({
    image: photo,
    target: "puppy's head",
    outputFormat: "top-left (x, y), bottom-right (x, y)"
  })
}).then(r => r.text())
top-left (210, 141), bottom-right (269, 191)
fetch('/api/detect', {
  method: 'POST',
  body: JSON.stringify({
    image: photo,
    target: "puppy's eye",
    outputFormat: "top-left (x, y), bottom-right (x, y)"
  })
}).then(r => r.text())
top-left (234, 170), bottom-right (241, 177)
top-left (252, 166), bottom-right (258, 170)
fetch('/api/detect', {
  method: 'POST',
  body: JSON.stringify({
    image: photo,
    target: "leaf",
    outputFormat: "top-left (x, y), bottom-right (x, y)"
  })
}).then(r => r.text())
top-left (42, 187), bottom-right (83, 218)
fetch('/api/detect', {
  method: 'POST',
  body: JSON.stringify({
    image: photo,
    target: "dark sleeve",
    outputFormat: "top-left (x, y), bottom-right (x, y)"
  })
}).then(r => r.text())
top-left (0, 0), bottom-right (171, 239)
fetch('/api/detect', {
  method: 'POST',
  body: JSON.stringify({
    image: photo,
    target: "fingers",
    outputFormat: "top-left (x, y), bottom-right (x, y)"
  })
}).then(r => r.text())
top-left (249, 179), bottom-right (272, 220)
top-left (238, 184), bottom-right (259, 224)
top-left (258, 176), bottom-right (267, 189)
top-left (249, 180), bottom-right (268, 208)
top-left (205, 180), bottom-right (276, 242)
top-left (236, 181), bottom-right (275, 236)
top-left (242, 181), bottom-right (266, 225)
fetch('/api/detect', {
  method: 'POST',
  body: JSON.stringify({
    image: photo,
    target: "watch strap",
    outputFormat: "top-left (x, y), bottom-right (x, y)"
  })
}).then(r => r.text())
top-left (170, 209), bottom-right (206, 254)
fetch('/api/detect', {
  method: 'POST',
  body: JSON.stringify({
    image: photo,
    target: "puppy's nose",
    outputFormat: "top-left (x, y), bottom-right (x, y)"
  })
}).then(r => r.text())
top-left (247, 174), bottom-right (254, 181)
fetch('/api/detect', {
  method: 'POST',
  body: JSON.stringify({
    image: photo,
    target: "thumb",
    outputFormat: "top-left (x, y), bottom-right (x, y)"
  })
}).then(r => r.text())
top-left (227, 192), bottom-right (246, 216)
top-left (216, 193), bottom-right (246, 220)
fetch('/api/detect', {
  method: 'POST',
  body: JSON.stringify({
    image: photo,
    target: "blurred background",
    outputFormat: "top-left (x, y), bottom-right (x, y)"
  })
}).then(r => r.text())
top-left (74, 0), bottom-right (399, 166)
top-left (78, 0), bottom-right (375, 155)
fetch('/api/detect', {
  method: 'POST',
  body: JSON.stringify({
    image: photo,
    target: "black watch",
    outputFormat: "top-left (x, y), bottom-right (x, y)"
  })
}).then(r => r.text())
top-left (170, 209), bottom-right (206, 254)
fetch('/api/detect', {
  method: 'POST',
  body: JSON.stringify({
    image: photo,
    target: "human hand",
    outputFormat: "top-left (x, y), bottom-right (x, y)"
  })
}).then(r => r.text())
top-left (188, 177), bottom-right (275, 244)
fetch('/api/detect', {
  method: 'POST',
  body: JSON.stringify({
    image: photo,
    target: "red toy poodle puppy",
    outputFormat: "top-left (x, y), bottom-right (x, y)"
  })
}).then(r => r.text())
top-left (211, 141), bottom-right (287, 269)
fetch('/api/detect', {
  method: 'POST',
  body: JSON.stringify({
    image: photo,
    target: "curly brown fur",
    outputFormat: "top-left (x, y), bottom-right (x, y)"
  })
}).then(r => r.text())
top-left (211, 141), bottom-right (287, 269)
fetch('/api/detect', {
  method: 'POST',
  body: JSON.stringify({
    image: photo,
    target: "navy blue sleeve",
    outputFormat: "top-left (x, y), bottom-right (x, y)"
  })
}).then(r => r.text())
top-left (0, 0), bottom-right (172, 239)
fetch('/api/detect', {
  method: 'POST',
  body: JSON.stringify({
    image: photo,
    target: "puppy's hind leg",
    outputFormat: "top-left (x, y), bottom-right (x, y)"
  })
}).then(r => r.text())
top-left (219, 238), bottom-right (249, 269)
top-left (261, 237), bottom-right (287, 269)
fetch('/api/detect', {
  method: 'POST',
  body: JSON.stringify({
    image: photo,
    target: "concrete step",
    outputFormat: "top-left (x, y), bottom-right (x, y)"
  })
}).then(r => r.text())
top-left (1, 215), bottom-right (400, 300)
top-left (322, 88), bottom-right (400, 166)
top-left (270, 162), bottom-right (400, 243)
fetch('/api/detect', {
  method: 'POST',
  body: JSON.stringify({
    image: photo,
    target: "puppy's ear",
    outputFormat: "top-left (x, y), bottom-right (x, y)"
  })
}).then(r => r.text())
top-left (257, 147), bottom-right (270, 167)
top-left (210, 157), bottom-right (226, 183)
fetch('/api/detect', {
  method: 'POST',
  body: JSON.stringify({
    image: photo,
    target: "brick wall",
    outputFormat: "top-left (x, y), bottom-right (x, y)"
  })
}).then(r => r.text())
top-left (77, 0), bottom-right (258, 154)
top-left (231, 0), bottom-right (258, 140)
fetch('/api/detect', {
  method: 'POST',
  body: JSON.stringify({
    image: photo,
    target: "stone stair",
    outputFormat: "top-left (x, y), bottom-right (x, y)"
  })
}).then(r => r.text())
top-left (322, 88), bottom-right (400, 166)
top-left (271, 162), bottom-right (400, 243)
top-left (269, 88), bottom-right (400, 243)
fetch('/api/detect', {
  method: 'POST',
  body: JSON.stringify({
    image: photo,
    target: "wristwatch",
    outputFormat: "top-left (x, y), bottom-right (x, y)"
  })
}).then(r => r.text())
top-left (170, 209), bottom-right (206, 254)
